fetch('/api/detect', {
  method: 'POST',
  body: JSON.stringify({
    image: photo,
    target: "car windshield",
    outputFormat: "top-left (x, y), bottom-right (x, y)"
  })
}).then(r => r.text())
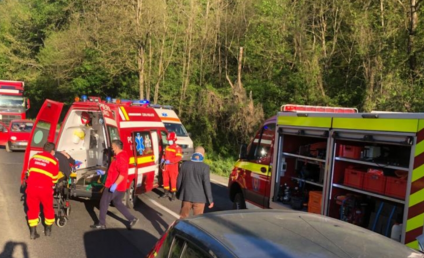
top-left (0, 95), bottom-right (25, 107)
top-left (164, 123), bottom-right (189, 137)
top-left (11, 122), bottom-right (33, 132)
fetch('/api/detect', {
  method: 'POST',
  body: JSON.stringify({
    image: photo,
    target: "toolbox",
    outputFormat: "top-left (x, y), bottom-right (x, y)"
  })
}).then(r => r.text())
top-left (308, 191), bottom-right (322, 214)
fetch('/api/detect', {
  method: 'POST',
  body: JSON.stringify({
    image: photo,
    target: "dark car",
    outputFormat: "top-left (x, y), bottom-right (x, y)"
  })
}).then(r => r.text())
top-left (147, 210), bottom-right (424, 258)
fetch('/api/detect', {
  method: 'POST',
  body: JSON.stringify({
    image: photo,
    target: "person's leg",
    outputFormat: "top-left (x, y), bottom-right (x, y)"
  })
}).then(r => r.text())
top-left (162, 167), bottom-right (170, 193)
top-left (179, 201), bottom-right (192, 219)
top-left (170, 166), bottom-right (178, 194)
top-left (192, 203), bottom-right (206, 216)
top-left (112, 191), bottom-right (136, 221)
top-left (26, 189), bottom-right (41, 227)
top-left (40, 188), bottom-right (55, 235)
top-left (98, 188), bottom-right (113, 226)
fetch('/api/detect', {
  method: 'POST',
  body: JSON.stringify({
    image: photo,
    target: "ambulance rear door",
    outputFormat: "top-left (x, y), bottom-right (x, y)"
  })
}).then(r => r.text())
top-left (131, 130), bottom-right (157, 194)
top-left (21, 100), bottom-right (64, 182)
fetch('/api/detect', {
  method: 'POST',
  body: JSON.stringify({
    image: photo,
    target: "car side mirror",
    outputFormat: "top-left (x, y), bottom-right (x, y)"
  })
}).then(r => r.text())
top-left (239, 144), bottom-right (248, 159)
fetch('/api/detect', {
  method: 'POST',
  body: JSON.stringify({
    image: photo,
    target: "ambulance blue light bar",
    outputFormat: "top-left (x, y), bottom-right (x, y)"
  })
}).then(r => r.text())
top-left (133, 100), bottom-right (150, 105)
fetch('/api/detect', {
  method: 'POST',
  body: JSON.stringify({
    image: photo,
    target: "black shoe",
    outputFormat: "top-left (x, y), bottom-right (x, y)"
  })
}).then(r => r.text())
top-left (128, 218), bottom-right (139, 230)
top-left (159, 190), bottom-right (169, 199)
top-left (45, 225), bottom-right (52, 236)
top-left (171, 192), bottom-right (176, 201)
top-left (90, 223), bottom-right (106, 230)
top-left (30, 227), bottom-right (40, 240)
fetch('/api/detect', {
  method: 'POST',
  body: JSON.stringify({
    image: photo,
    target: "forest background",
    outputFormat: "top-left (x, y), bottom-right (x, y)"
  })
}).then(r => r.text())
top-left (1, 0), bottom-right (424, 175)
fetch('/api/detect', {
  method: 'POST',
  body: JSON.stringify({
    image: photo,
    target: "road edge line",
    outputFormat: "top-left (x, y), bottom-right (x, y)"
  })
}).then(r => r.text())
top-left (210, 178), bottom-right (227, 186)
top-left (145, 197), bottom-right (180, 219)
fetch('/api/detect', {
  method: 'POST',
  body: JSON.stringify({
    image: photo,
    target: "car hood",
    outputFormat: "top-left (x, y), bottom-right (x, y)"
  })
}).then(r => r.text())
top-left (8, 131), bottom-right (31, 141)
top-left (186, 210), bottom-right (424, 258)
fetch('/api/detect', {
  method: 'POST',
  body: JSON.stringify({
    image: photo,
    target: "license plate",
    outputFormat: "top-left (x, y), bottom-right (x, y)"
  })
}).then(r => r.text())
top-left (18, 142), bottom-right (27, 146)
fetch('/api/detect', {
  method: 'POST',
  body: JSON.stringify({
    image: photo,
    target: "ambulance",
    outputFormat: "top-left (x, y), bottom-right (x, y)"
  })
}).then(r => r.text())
top-left (21, 96), bottom-right (169, 208)
top-left (151, 105), bottom-right (194, 161)
top-left (229, 104), bottom-right (424, 250)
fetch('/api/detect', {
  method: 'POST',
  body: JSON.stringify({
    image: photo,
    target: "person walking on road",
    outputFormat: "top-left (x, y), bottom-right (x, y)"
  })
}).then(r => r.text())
top-left (90, 140), bottom-right (138, 230)
top-left (177, 146), bottom-right (214, 219)
top-left (25, 142), bottom-right (59, 239)
top-left (160, 132), bottom-right (183, 201)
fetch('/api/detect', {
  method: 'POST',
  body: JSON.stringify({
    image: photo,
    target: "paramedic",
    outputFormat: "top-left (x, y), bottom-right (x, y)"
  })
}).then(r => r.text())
top-left (177, 146), bottom-right (214, 218)
top-left (160, 132), bottom-right (183, 201)
top-left (26, 142), bottom-right (59, 239)
top-left (90, 140), bottom-right (138, 230)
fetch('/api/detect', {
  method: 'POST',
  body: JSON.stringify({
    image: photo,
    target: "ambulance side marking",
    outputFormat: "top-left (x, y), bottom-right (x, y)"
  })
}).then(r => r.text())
top-left (120, 121), bottom-right (164, 128)
top-left (128, 165), bottom-right (156, 175)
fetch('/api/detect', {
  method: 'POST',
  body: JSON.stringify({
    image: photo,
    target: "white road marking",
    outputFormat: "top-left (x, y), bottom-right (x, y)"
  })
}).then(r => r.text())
top-left (210, 178), bottom-right (227, 186)
top-left (145, 196), bottom-right (180, 219)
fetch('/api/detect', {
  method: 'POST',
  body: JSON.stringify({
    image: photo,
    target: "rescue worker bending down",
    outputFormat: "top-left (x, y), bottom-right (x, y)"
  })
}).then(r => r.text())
top-left (160, 132), bottom-right (183, 201)
top-left (26, 142), bottom-right (59, 239)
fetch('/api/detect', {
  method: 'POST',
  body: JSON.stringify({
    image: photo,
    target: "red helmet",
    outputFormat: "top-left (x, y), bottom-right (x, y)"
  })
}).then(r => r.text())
top-left (167, 132), bottom-right (177, 142)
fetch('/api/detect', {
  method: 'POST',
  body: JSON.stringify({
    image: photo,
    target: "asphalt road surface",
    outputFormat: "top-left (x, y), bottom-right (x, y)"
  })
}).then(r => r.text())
top-left (0, 149), bottom-right (233, 258)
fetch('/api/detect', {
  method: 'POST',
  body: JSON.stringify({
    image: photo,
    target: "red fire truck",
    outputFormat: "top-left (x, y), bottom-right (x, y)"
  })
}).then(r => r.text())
top-left (0, 80), bottom-right (29, 125)
top-left (21, 96), bottom-right (168, 208)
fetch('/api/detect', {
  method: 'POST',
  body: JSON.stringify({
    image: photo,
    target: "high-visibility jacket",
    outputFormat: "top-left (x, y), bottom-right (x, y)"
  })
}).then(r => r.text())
top-left (27, 151), bottom-right (59, 189)
top-left (164, 144), bottom-right (183, 164)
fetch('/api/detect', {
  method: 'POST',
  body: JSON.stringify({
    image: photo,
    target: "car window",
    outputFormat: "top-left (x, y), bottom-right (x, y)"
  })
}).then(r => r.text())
top-left (108, 126), bottom-right (120, 142)
top-left (31, 121), bottom-right (51, 148)
top-left (169, 237), bottom-right (185, 258)
top-left (182, 242), bottom-right (208, 258)
top-left (133, 131), bottom-right (154, 157)
top-left (161, 131), bottom-right (168, 145)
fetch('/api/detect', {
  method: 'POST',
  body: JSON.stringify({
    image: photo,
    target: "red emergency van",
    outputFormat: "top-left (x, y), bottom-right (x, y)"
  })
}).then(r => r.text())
top-left (21, 96), bottom-right (169, 208)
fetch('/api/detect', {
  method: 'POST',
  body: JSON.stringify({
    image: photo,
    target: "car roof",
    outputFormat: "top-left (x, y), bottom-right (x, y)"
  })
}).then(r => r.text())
top-left (179, 210), bottom-right (423, 258)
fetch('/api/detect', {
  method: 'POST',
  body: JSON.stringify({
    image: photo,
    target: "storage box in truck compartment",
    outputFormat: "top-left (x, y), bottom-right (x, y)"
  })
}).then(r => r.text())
top-left (339, 145), bottom-right (363, 159)
top-left (363, 173), bottom-right (386, 194)
top-left (344, 168), bottom-right (365, 188)
top-left (385, 177), bottom-right (407, 199)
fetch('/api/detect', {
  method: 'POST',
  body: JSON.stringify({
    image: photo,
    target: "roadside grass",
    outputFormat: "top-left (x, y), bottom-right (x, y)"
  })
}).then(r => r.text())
top-left (204, 155), bottom-right (236, 177)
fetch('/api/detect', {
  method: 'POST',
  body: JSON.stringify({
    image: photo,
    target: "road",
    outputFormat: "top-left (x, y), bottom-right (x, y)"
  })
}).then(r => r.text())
top-left (0, 149), bottom-right (233, 258)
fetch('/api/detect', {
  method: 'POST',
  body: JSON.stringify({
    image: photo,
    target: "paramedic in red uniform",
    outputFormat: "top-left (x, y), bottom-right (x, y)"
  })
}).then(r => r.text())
top-left (160, 132), bottom-right (183, 201)
top-left (26, 142), bottom-right (59, 239)
top-left (90, 140), bottom-right (138, 229)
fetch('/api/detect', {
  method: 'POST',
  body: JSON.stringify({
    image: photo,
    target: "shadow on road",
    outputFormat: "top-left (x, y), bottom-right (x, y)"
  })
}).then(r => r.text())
top-left (84, 229), bottom-right (156, 258)
top-left (83, 199), bottom-right (128, 226)
top-left (0, 241), bottom-right (29, 258)
top-left (134, 196), bottom-right (169, 235)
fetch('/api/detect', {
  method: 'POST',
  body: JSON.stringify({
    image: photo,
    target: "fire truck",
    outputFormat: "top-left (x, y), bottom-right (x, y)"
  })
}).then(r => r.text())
top-left (229, 104), bottom-right (424, 250)
top-left (21, 96), bottom-right (168, 208)
top-left (0, 80), bottom-right (29, 125)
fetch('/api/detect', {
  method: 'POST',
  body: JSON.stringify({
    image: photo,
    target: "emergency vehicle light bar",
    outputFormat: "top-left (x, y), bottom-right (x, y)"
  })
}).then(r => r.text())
top-left (149, 104), bottom-right (173, 110)
top-left (281, 104), bottom-right (358, 113)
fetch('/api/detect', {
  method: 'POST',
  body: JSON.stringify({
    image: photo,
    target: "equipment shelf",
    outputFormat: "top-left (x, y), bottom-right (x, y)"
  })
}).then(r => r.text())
top-left (334, 157), bottom-right (409, 171)
top-left (283, 152), bottom-right (326, 163)
top-left (332, 183), bottom-right (405, 204)
top-left (292, 177), bottom-right (323, 187)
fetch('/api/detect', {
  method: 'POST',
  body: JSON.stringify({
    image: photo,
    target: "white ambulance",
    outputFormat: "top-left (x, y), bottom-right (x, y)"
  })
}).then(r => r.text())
top-left (151, 105), bottom-right (194, 161)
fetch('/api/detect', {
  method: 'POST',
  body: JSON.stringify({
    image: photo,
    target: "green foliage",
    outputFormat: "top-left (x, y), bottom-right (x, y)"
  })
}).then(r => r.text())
top-left (1, 0), bottom-right (424, 161)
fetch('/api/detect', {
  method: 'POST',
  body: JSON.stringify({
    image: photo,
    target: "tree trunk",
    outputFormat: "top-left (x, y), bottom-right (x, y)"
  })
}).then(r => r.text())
top-left (237, 47), bottom-right (243, 89)
top-left (138, 45), bottom-right (145, 100)
top-left (408, 0), bottom-right (419, 77)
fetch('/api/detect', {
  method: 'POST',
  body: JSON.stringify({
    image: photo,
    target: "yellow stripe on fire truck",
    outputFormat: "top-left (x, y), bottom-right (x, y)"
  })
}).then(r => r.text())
top-left (235, 161), bottom-right (271, 176)
top-left (119, 106), bottom-right (130, 121)
top-left (405, 122), bottom-right (424, 249)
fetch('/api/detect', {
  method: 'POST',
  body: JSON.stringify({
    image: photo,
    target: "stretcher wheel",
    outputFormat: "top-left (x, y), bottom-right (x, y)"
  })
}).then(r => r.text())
top-left (56, 217), bottom-right (68, 228)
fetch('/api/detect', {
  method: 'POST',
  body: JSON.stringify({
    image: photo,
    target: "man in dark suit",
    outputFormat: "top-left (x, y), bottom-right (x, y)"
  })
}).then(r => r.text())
top-left (177, 146), bottom-right (214, 219)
